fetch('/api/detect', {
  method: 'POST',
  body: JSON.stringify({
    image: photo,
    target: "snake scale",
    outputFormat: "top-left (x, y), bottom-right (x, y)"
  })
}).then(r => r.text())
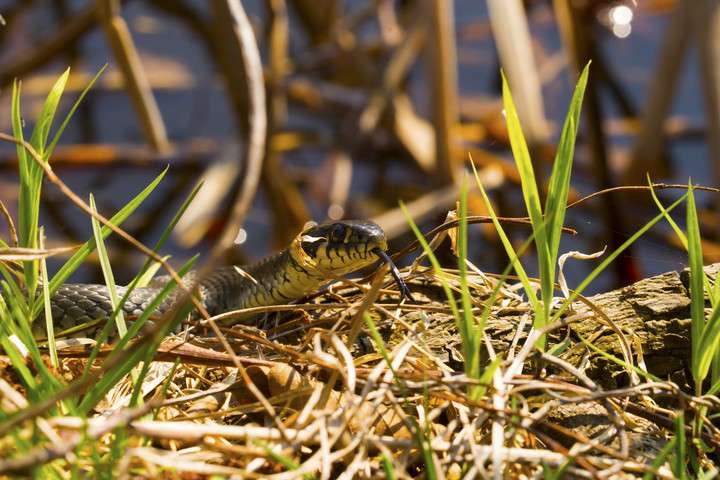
top-left (26, 221), bottom-right (390, 342)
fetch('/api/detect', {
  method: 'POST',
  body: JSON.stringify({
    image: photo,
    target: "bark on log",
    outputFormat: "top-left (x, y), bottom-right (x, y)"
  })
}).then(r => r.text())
top-left (568, 264), bottom-right (720, 390)
top-left (415, 263), bottom-right (720, 391)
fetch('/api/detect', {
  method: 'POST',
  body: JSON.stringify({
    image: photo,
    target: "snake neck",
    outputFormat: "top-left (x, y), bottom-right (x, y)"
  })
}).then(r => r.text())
top-left (198, 247), bottom-right (329, 314)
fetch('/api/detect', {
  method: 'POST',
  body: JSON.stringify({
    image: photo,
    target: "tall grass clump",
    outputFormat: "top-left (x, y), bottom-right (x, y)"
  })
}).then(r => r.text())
top-left (467, 63), bottom-right (588, 351)
top-left (651, 182), bottom-right (720, 397)
top-left (651, 179), bottom-right (720, 476)
top-left (474, 64), bottom-right (694, 352)
top-left (0, 69), bottom-right (203, 476)
top-left (477, 67), bottom-right (718, 476)
top-left (397, 65), bottom-right (589, 400)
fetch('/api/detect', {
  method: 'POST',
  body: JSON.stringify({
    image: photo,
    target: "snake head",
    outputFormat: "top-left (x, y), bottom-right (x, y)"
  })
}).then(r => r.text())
top-left (295, 220), bottom-right (387, 275)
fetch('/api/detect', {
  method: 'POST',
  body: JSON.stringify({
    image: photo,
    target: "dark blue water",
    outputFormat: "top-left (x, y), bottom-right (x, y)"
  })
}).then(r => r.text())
top-left (0, 1), bottom-right (713, 295)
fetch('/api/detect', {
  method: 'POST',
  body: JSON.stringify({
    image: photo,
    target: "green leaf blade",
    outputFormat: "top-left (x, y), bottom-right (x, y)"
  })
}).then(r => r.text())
top-left (29, 68), bottom-right (69, 159)
top-left (687, 184), bottom-right (708, 387)
top-left (501, 70), bottom-right (551, 327)
top-left (545, 63), bottom-right (589, 259)
top-left (46, 65), bottom-right (106, 159)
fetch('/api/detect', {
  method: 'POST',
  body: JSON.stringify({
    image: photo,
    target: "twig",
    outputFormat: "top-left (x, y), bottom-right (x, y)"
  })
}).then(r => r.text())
top-left (0, 199), bottom-right (18, 247)
top-left (566, 183), bottom-right (720, 210)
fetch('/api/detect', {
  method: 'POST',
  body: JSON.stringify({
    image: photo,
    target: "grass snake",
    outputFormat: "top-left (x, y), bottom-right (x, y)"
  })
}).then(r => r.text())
top-left (27, 220), bottom-right (397, 342)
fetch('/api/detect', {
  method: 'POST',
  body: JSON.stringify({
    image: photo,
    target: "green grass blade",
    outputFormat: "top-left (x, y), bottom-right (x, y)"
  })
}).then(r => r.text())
top-left (501, 70), bottom-right (551, 318)
top-left (698, 468), bottom-right (720, 480)
top-left (686, 184), bottom-right (711, 388)
top-left (0, 290), bottom-right (41, 394)
top-left (126, 258), bottom-right (199, 408)
top-left (472, 165), bottom-right (541, 315)
top-left (12, 79), bottom-right (39, 299)
top-left (578, 331), bottom-right (662, 383)
top-left (650, 180), bottom-right (717, 310)
top-left (642, 438), bottom-right (677, 480)
top-left (469, 159), bottom-right (537, 346)
top-left (695, 302), bottom-right (720, 386)
top-left (706, 358), bottom-right (720, 395)
top-left (0, 281), bottom-right (64, 399)
top-left (45, 66), bottom-right (106, 159)
top-left (39, 231), bottom-right (59, 368)
top-left (252, 438), bottom-right (316, 480)
top-left (545, 64), bottom-right (589, 262)
top-left (21, 70), bottom-right (69, 268)
top-left (11, 80), bottom-right (27, 180)
top-left (13, 79), bottom-right (32, 248)
top-left (78, 253), bottom-right (197, 386)
top-left (74, 182), bottom-right (199, 390)
top-left (458, 177), bottom-right (481, 390)
top-left (89, 195), bottom-right (128, 340)
top-left (0, 281), bottom-right (34, 346)
top-left (650, 177), bottom-right (687, 249)
top-left (134, 256), bottom-right (170, 288)
top-left (29, 68), bottom-right (68, 159)
top-left (122, 187), bottom-right (207, 407)
top-left (0, 265), bottom-right (32, 334)
top-left (77, 257), bottom-right (197, 413)
top-left (12, 69), bottom-right (92, 313)
top-left (541, 457), bottom-right (575, 480)
top-left (380, 453), bottom-right (397, 480)
top-left (475, 356), bottom-right (502, 399)
top-left (672, 413), bottom-right (688, 480)
top-left (400, 202), bottom-right (461, 323)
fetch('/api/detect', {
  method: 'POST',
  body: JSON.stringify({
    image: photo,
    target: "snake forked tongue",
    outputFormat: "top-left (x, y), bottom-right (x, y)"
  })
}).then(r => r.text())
top-left (372, 248), bottom-right (416, 305)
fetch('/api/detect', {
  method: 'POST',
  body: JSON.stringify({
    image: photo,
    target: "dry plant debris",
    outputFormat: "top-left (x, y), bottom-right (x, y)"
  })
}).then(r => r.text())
top-left (4, 263), bottom-right (719, 478)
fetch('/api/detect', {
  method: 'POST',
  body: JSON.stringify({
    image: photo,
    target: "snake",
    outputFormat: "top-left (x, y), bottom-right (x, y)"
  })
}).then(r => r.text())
top-left (27, 220), bottom-right (403, 342)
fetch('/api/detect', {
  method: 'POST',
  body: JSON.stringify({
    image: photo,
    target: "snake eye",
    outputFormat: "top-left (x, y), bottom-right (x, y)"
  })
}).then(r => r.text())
top-left (329, 224), bottom-right (346, 243)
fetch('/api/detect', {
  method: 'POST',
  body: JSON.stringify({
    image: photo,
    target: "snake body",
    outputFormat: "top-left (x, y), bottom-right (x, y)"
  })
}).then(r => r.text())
top-left (34, 221), bottom-right (387, 341)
